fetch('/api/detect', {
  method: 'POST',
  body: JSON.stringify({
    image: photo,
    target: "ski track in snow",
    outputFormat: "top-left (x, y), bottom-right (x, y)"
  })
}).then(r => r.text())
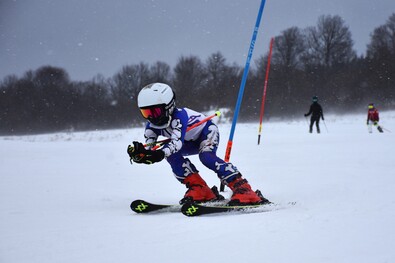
top-left (1, 112), bottom-right (395, 263)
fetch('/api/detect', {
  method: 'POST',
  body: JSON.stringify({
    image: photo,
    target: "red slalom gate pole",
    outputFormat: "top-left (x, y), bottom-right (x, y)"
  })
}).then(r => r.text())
top-left (257, 37), bottom-right (274, 145)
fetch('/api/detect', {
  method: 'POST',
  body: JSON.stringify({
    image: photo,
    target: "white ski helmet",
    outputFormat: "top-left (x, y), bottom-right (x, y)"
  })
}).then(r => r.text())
top-left (137, 83), bottom-right (175, 128)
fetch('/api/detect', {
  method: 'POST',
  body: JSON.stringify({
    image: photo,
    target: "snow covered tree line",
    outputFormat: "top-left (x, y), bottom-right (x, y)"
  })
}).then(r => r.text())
top-left (0, 14), bottom-right (394, 135)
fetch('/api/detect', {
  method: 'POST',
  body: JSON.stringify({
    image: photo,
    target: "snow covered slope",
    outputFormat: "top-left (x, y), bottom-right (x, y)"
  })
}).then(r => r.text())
top-left (1, 112), bottom-right (395, 263)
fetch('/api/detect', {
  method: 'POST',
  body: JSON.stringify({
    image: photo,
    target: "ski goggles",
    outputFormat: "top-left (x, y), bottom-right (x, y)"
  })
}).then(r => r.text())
top-left (140, 105), bottom-right (165, 119)
top-left (368, 105), bottom-right (374, 109)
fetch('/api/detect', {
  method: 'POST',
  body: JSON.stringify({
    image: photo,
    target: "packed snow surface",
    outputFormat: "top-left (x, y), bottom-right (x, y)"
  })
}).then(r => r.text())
top-left (1, 112), bottom-right (395, 263)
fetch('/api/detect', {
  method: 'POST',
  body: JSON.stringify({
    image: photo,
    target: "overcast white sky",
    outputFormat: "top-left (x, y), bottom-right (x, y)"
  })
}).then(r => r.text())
top-left (1, 0), bottom-right (394, 81)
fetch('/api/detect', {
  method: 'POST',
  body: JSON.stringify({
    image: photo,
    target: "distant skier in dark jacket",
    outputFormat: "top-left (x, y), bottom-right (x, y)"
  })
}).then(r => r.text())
top-left (367, 103), bottom-right (383, 133)
top-left (304, 96), bottom-right (324, 133)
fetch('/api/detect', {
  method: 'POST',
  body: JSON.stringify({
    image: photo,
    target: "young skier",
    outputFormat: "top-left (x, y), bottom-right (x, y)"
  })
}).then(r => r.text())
top-left (367, 103), bottom-right (383, 133)
top-left (127, 83), bottom-right (269, 205)
top-left (304, 96), bottom-right (324, 133)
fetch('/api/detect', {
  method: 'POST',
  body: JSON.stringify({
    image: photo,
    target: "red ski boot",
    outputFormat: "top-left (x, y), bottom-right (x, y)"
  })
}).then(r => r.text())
top-left (227, 174), bottom-right (270, 205)
top-left (180, 173), bottom-right (220, 204)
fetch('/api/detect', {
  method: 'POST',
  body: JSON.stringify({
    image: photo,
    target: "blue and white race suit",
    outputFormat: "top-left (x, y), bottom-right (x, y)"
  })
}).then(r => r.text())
top-left (144, 107), bottom-right (239, 183)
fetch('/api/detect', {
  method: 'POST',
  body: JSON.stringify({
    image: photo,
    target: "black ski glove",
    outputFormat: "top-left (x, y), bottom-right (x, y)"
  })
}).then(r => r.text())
top-left (127, 141), bottom-right (165, 164)
top-left (304, 114), bottom-right (308, 117)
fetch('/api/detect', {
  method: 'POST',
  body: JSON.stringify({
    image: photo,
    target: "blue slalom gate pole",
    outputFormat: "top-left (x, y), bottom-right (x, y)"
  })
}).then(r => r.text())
top-left (221, 0), bottom-right (267, 191)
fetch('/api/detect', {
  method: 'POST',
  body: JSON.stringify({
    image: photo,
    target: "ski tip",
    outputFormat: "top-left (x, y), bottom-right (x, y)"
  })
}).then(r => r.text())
top-left (181, 203), bottom-right (200, 217)
top-left (130, 199), bottom-right (146, 206)
top-left (130, 199), bottom-right (149, 213)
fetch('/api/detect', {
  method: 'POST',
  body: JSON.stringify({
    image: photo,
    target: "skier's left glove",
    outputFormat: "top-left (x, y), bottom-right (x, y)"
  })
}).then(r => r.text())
top-left (127, 141), bottom-right (165, 164)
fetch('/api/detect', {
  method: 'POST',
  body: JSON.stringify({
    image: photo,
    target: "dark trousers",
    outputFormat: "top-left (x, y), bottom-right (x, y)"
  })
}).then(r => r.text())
top-left (310, 116), bottom-right (320, 133)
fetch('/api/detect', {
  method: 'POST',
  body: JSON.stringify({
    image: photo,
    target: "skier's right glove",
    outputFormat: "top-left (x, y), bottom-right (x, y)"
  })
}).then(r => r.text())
top-left (127, 141), bottom-right (164, 165)
top-left (304, 114), bottom-right (308, 117)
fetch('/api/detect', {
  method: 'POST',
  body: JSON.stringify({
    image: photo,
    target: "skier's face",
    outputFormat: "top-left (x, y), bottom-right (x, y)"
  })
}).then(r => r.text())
top-left (140, 104), bottom-right (169, 127)
top-left (140, 106), bottom-right (164, 119)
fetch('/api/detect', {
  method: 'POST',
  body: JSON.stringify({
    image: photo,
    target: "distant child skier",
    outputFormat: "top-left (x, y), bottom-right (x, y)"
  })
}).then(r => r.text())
top-left (127, 83), bottom-right (269, 205)
top-left (367, 103), bottom-right (383, 133)
top-left (304, 96), bottom-right (324, 133)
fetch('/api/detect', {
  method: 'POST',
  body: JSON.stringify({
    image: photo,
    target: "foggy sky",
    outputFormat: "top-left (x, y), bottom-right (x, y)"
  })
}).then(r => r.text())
top-left (1, 0), bottom-right (394, 81)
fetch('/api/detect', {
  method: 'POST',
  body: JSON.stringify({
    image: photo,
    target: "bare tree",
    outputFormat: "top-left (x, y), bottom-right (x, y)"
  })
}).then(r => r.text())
top-left (172, 55), bottom-right (207, 108)
top-left (253, 28), bottom-right (307, 117)
top-left (32, 66), bottom-right (73, 130)
top-left (203, 52), bottom-right (235, 109)
top-left (304, 15), bottom-right (356, 67)
top-left (110, 63), bottom-right (151, 125)
top-left (367, 13), bottom-right (395, 59)
top-left (149, 61), bottom-right (171, 84)
top-left (112, 63), bottom-right (150, 100)
top-left (366, 13), bottom-right (395, 105)
top-left (271, 27), bottom-right (305, 71)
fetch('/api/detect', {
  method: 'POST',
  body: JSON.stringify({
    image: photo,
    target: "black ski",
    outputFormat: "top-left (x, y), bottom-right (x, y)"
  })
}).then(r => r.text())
top-left (181, 202), bottom-right (295, 217)
top-left (131, 198), bottom-right (295, 216)
top-left (131, 186), bottom-right (226, 214)
top-left (130, 199), bottom-right (181, 214)
top-left (130, 199), bottom-right (229, 214)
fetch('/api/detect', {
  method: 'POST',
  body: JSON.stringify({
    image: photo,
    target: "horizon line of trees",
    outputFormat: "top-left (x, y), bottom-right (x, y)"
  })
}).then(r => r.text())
top-left (1, 13), bottom-right (394, 135)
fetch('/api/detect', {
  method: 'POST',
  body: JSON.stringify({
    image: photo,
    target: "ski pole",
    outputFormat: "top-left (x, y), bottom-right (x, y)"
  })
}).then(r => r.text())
top-left (188, 111), bottom-right (221, 131)
top-left (304, 116), bottom-right (311, 133)
top-left (149, 111), bottom-right (221, 150)
top-left (381, 126), bottom-right (391, 133)
top-left (323, 119), bottom-right (329, 133)
top-left (304, 116), bottom-right (309, 126)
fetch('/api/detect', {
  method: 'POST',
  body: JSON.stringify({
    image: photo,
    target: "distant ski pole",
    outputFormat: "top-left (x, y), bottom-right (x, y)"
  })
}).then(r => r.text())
top-left (221, 0), bottom-right (267, 192)
top-left (381, 126), bottom-right (391, 133)
top-left (304, 116), bottom-right (309, 126)
top-left (323, 119), bottom-right (329, 133)
top-left (257, 37), bottom-right (274, 145)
